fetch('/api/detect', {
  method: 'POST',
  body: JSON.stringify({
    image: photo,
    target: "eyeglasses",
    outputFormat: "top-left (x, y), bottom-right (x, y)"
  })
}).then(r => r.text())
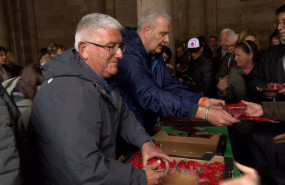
top-left (86, 41), bottom-right (126, 54)
top-left (273, 19), bottom-right (285, 29)
top-left (226, 44), bottom-right (236, 48)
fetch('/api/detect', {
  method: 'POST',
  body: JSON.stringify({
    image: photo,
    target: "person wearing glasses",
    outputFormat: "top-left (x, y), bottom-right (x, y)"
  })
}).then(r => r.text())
top-left (116, 9), bottom-right (238, 136)
top-left (29, 13), bottom-right (173, 185)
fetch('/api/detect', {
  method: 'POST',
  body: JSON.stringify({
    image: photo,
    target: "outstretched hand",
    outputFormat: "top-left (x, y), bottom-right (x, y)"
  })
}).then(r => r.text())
top-left (220, 162), bottom-right (260, 185)
top-left (241, 100), bottom-right (263, 117)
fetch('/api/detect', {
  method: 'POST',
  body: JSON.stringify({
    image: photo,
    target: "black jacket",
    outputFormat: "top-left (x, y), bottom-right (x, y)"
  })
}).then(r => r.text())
top-left (29, 49), bottom-right (152, 185)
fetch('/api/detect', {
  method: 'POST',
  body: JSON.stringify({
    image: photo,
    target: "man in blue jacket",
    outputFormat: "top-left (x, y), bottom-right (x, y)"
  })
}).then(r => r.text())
top-left (116, 8), bottom-right (238, 135)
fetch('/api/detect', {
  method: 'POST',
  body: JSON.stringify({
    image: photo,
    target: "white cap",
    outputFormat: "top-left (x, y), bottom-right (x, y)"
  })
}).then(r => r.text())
top-left (187, 38), bottom-right (200, 49)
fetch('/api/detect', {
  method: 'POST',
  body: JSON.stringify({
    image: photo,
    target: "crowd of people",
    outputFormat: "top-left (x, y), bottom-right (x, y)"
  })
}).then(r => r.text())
top-left (0, 3), bottom-right (285, 185)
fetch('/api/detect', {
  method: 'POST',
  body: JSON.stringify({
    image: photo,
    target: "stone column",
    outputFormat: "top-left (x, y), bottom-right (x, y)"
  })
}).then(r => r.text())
top-left (206, 0), bottom-right (217, 37)
top-left (0, 0), bottom-right (9, 47)
top-left (136, 0), bottom-right (175, 66)
top-left (187, 0), bottom-right (206, 38)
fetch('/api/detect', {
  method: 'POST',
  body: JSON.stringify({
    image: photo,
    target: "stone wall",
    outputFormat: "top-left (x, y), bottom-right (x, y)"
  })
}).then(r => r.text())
top-left (1, 0), bottom-right (284, 65)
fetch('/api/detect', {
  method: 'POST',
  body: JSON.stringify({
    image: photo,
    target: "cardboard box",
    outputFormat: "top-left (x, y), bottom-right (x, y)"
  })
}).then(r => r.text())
top-left (154, 131), bottom-right (233, 185)
top-left (155, 131), bottom-right (224, 158)
top-left (121, 131), bottom-right (233, 185)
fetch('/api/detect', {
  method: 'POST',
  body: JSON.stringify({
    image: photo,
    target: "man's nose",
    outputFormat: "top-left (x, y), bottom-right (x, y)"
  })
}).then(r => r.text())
top-left (115, 48), bottom-right (123, 59)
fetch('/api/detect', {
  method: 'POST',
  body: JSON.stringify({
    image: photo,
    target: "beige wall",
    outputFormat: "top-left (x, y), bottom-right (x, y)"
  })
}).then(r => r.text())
top-left (2, 0), bottom-right (284, 66)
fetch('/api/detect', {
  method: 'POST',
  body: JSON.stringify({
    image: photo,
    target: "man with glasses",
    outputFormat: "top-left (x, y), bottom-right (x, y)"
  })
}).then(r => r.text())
top-left (29, 13), bottom-right (172, 185)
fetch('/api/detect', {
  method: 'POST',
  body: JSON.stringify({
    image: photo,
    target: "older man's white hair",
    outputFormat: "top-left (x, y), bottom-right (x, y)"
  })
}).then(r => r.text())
top-left (227, 33), bottom-right (239, 41)
top-left (220, 28), bottom-right (236, 36)
top-left (74, 13), bottom-right (123, 51)
top-left (137, 8), bottom-right (171, 32)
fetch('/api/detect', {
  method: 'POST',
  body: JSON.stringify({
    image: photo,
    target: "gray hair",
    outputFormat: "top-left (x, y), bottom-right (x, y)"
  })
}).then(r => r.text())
top-left (137, 8), bottom-right (171, 32)
top-left (74, 13), bottom-right (123, 51)
top-left (227, 33), bottom-right (239, 41)
top-left (220, 28), bottom-right (236, 36)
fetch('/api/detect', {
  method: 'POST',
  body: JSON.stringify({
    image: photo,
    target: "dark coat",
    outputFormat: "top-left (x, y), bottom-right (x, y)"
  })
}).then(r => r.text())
top-left (187, 55), bottom-right (216, 97)
top-left (116, 27), bottom-right (202, 135)
top-left (29, 48), bottom-right (152, 185)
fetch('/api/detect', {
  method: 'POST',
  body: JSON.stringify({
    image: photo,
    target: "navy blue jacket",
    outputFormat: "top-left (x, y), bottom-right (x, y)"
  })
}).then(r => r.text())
top-left (116, 27), bottom-right (202, 134)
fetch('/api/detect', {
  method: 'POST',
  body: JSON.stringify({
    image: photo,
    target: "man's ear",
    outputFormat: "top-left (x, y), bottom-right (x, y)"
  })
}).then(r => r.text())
top-left (78, 41), bottom-right (89, 60)
top-left (143, 25), bottom-right (152, 39)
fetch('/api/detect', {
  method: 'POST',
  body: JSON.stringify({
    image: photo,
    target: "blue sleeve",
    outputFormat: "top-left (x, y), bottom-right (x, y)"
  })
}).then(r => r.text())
top-left (118, 51), bottom-right (202, 118)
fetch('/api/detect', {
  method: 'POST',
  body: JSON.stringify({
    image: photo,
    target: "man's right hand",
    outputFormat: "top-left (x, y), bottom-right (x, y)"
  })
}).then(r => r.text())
top-left (143, 160), bottom-right (168, 185)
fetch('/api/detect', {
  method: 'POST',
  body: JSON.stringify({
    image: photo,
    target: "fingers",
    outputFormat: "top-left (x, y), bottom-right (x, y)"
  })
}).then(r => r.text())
top-left (234, 162), bottom-right (255, 174)
top-left (154, 153), bottom-right (173, 163)
top-left (273, 133), bottom-right (285, 144)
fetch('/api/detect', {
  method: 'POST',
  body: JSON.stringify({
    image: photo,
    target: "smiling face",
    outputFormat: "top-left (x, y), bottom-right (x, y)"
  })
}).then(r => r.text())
top-left (143, 16), bottom-right (171, 54)
top-left (79, 28), bottom-right (123, 79)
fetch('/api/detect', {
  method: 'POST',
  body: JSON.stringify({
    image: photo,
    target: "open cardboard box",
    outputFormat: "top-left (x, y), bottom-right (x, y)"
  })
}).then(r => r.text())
top-left (155, 131), bottom-right (222, 158)
top-left (154, 131), bottom-right (233, 185)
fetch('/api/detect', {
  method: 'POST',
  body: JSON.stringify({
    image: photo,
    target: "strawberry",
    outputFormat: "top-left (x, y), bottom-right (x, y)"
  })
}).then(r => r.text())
top-left (155, 143), bottom-right (161, 148)
top-left (156, 160), bottom-right (165, 170)
top-left (218, 175), bottom-right (224, 180)
top-left (177, 160), bottom-right (187, 169)
top-left (187, 161), bottom-right (194, 169)
top-left (193, 161), bottom-right (200, 170)
top-left (169, 159), bottom-right (177, 168)
top-left (218, 165), bottom-right (225, 172)
top-left (148, 158), bottom-right (157, 164)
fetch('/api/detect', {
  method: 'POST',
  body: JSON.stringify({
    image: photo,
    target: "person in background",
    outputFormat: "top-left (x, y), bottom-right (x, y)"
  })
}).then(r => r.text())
top-left (237, 29), bottom-right (261, 52)
top-left (40, 43), bottom-right (65, 65)
top-left (187, 37), bottom-right (216, 97)
top-left (29, 12), bottom-right (172, 185)
top-left (213, 28), bottom-right (236, 68)
top-left (2, 63), bottom-right (44, 130)
top-left (207, 35), bottom-right (218, 54)
top-left (216, 32), bottom-right (238, 80)
top-left (175, 43), bottom-right (190, 80)
top-left (217, 41), bottom-right (260, 168)
top-left (268, 29), bottom-right (281, 48)
top-left (162, 45), bottom-right (174, 72)
top-left (0, 46), bottom-right (11, 82)
top-left (4, 51), bottom-right (23, 77)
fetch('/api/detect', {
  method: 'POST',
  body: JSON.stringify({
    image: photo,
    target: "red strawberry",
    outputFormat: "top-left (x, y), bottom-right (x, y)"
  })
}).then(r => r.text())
top-left (193, 161), bottom-right (200, 170)
top-left (218, 175), bottom-right (224, 180)
top-left (187, 161), bottom-right (194, 169)
top-left (178, 160), bottom-right (187, 169)
top-left (155, 143), bottom-right (161, 148)
top-left (156, 160), bottom-right (165, 170)
top-left (218, 165), bottom-right (225, 172)
top-left (169, 159), bottom-right (177, 168)
top-left (148, 158), bottom-right (157, 164)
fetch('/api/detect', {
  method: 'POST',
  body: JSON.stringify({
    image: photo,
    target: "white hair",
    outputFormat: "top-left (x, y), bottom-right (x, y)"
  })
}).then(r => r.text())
top-left (227, 33), bottom-right (239, 41)
top-left (137, 8), bottom-right (171, 32)
top-left (74, 13), bottom-right (123, 51)
top-left (220, 28), bottom-right (236, 36)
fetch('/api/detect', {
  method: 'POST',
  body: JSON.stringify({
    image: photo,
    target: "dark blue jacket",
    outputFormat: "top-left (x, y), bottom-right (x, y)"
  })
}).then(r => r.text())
top-left (116, 27), bottom-right (202, 134)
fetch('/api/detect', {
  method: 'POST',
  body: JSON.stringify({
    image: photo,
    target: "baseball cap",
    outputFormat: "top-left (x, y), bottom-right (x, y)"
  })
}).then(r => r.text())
top-left (187, 37), bottom-right (201, 53)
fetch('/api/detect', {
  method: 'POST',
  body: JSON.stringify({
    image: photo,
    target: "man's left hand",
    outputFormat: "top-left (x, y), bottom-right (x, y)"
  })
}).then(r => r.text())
top-left (141, 141), bottom-right (173, 167)
top-left (204, 98), bottom-right (225, 109)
